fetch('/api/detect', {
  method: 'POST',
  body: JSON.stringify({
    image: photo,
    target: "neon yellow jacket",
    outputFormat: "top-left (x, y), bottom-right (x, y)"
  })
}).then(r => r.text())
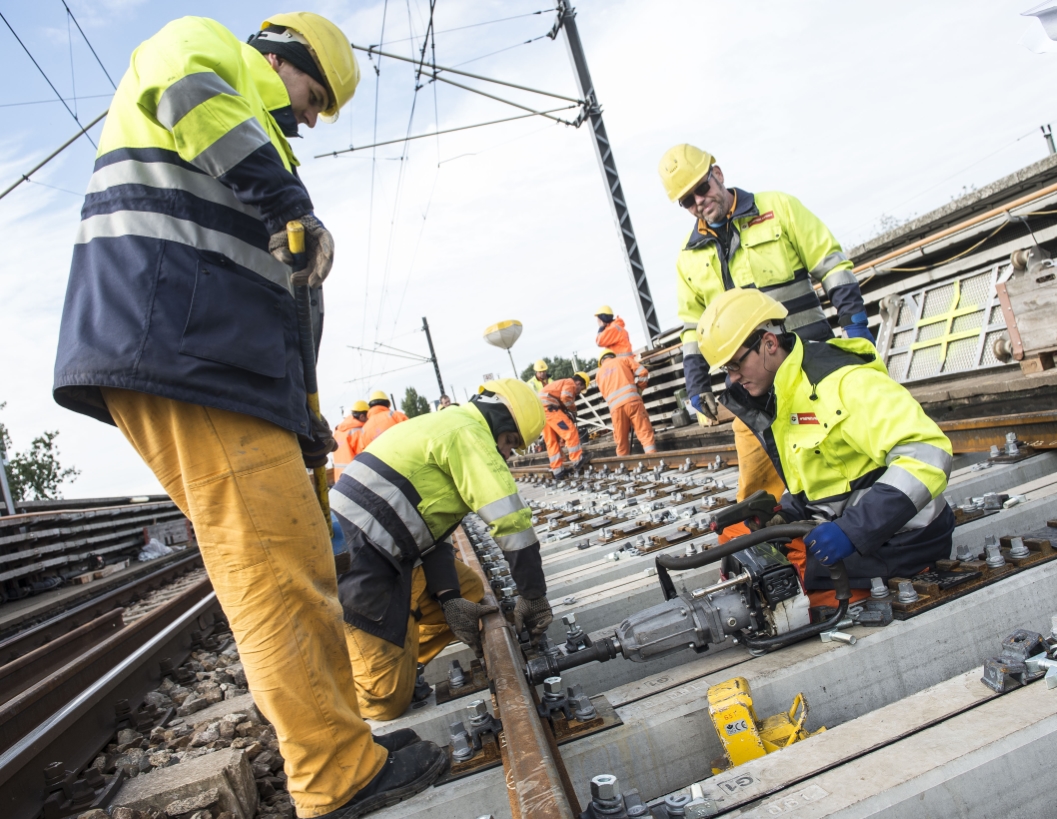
top-left (330, 403), bottom-right (542, 644)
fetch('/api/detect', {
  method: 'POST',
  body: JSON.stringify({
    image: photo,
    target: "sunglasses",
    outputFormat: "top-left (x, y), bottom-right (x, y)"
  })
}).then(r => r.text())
top-left (679, 168), bottom-right (713, 209)
top-left (722, 332), bottom-right (764, 374)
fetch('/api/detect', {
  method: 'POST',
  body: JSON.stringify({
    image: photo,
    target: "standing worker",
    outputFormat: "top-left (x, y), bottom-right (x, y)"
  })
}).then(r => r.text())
top-left (332, 380), bottom-right (554, 719)
top-left (52, 13), bottom-right (446, 818)
top-left (334, 400), bottom-right (370, 472)
top-left (658, 144), bottom-right (872, 504)
top-left (539, 372), bottom-right (590, 478)
top-left (594, 306), bottom-right (634, 359)
top-left (526, 359), bottom-right (551, 393)
top-left (697, 289), bottom-right (954, 606)
top-left (359, 390), bottom-right (409, 449)
top-left (597, 350), bottom-right (655, 456)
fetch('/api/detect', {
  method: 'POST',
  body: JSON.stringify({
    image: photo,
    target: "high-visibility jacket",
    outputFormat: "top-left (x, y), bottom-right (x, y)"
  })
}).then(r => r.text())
top-left (526, 375), bottom-right (550, 393)
top-left (677, 189), bottom-right (865, 400)
top-left (330, 404), bottom-right (544, 645)
top-left (359, 405), bottom-right (409, 449)
top-left (333, 414), bottom-right (366, 468)
top-left (539, 379), bottom-right (579, 415)
top-left (597, 356), bottom-right (648, 411)
top-left (720, 337), bottom-right (955, 588)
top-left (54, 17), bottom-right (318, 435)
top-left (596, 316), bottom-right (633, 357)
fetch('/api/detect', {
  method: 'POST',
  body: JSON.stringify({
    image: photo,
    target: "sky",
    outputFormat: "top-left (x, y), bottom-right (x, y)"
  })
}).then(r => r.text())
top-left (2, 0), bottom-right (1057, 498)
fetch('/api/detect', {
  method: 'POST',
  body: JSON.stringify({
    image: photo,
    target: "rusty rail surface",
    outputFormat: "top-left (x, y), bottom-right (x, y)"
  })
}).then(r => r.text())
top-left (453, 528), bottom-right (578, 819)
top-left (511, 443), bottom-right (740, 477)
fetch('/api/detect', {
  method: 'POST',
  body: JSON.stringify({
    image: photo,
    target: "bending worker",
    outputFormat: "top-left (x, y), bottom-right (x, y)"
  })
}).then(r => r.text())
top-left (359, 390), bottom-right (409, 449)
top-left (52, 12), bottom-right (445, 818)
top-left (597, 350), bottom-right (655, 456)
top-left (526, 359), bottom-right (551, 393)
top-left (334, 400), bottom-right (370, 472)
top-left (540, 372), bottom-right (590, 478)
top-left (658, 144), bottom-right (872, 503)
top-left (595, 305), bottom-right (634, 359)
top-left (698, 289), bottom-right (955, 606)
top-left (330, 380), bottom-right (554, 719)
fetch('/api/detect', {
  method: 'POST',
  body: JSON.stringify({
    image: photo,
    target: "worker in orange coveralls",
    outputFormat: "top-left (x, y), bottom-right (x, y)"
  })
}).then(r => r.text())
top-left (359, 390), bottom-right (409, 449)
top-left (539, 373), bottom-right (589, 478)
top-left (597, 350), bottom-right (655, 457)
top-left (333, 400), bottom-right (369, 471)
top-left (595, 305), bottom-right (634, 362)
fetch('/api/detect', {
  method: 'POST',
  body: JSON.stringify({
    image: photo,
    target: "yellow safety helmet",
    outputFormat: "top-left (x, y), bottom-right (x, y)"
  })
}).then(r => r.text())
top-left (573, 371), bottom-right (591, 390)
top-left (368, 390), bottom-right (389, 403)
top-left (479, 379), bottom-right (545, 443)
top-left (351, 400), bottom-right (369, 413)
top-left (261, 12), bottom-right (360, 121)
top-left (658, 144), bottom-right (715, 203)
top-left (598, 349), bottom-right (616, 366)
top-left (697, 288), bottom-right (788, 368)
top-left (534, 359), bottom-right (549, 372)
top-left (594, 305), bottom-right (614, 317)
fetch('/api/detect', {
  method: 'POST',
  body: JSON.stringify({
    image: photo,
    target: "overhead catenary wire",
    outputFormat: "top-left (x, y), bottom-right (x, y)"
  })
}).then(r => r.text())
top-left (429, 72), bottom-right (577, 125)
top-left (0, 108), bottom-right (108, 201)
top-left (451, 33), bottom-right (549, 69)
top-left (60, 0), bottom-right (117, 89)
top-left (0, 92), bottom-right (112, 108)
top-left (372, 8), bottom-right (555, 47)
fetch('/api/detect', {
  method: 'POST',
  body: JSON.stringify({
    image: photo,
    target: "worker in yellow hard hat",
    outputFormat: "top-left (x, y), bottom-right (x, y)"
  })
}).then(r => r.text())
top-left (53, 11), bottom-right (449, 817)
top-left (539, 372), bottom-right (590, 477)
top-left (333, 400), bottom-right (370, 473)
top-left (658, 143), bottom-right (872, 508)
top-left (359, 390), bottom-right (410, 449)
top-left (597, 350), bottom-right (655, 456)
top-left (697, 288), bottom-right (954, 609)
top-left (526, 359), bottom-right (551, 392)
top-left (332, 380), bottom-right (554, 720)
top-left (594, 305), bottom-right (634, 359)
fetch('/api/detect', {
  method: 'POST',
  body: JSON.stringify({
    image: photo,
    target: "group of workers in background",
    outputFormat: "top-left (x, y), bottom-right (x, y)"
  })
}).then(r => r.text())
top-left (49, 8), bottom-right (956, 818)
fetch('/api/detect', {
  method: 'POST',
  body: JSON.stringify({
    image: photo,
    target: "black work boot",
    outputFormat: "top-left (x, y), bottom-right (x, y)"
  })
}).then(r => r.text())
top-left (371, 727), bottom-right (419, 753)
top-left (320, 740), bottom-right (448, 818)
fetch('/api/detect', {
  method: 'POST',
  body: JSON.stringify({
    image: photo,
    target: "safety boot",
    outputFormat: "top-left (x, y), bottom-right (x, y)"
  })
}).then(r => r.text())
top-left (320, 739), bottom-right (448, 818)
top-left (371, 727), bottom-right (420, 753)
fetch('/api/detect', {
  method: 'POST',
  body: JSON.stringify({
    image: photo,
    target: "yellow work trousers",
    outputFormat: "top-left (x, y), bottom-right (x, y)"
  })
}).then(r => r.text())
top-left (344, 560), bottom-right (485, 721)
top-left (732, 416), bottom-right (785, 503)
top-left (611, 398), bottom-right (656, 456)
top-left (102, 389), bottom-right (386, 818)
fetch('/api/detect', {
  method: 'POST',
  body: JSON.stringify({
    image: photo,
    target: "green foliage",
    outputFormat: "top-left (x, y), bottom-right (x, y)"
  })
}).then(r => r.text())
top-left (0, 403), bottom-right (80, 501)
top-left (401, 387), bottom-right (433, 418)
top-left (519, 355), bottom-right (575, 382)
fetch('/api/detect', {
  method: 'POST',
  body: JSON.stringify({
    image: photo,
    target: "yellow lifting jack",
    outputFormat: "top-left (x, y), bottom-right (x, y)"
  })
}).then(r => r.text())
top-left (706, 677), bottom-right (825, 775)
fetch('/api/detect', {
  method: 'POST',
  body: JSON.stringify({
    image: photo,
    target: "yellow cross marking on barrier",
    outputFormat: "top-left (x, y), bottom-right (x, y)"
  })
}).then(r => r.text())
top-left (910, 279), bottom-right (980, 364)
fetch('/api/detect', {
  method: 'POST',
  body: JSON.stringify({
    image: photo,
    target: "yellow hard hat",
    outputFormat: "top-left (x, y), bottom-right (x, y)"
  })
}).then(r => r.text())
top-left (352, 400), bottom-right (369, 413)
top-left (480, 379), bottom-right (545, 443)
top-left (594, 305), bottom-right (614, 317)
top-left (598, 349), bottom-right (616, 367)
top-left (368, 390), bottom-right (389, 403)
top-left (697, 288), bottom-right (788, 368)
top-left (261, 12), bottom-right (360, 121)
top-left (534, 359), bottom-right (549, 372)
top-left (573, 371), bottom-right (591, 390)
top-left (658, 144), bottom-right (715, 203)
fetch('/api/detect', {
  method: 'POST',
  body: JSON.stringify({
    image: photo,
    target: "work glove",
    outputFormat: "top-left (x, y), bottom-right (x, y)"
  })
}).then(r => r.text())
top-left (690, 392), bottom-right (719, 423)
top-left (843, 312), bottom-right (875, 345)
top-left (513, 595), bottom-right (553, 645)
top-left (269, 213), bottom-right (335, 288)
top-left (805, 521), bottom-right (856, 567)
top-left (299, 410), bottom-right (338, 469)
top-left (441, 597), bottom-right (499, 658)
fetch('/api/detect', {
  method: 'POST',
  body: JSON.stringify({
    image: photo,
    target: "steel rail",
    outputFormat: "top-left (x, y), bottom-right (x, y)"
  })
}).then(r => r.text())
top-left (453, 528), bottom-right (578, 818)
top-left (938, 409), bottom-right (1057, 452)
top-left (510, 442), bottom-right (740, 476)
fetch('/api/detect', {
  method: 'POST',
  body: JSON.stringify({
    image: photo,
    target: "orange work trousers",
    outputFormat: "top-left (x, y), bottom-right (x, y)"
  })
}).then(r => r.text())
top-left (542, 410), bottom-right (582, 475)
top-left (611, 398), bottom-right (656, 456)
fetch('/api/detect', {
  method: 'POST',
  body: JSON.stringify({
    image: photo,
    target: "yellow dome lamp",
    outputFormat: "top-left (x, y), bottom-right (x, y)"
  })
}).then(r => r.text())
top-left (483, 319), bottom-right (524, 378)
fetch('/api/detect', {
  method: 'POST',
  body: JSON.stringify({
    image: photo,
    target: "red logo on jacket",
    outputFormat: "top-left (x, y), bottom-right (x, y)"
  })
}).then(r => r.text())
top-left (746, 211), bottom-right (775, 227)
top-left (790, 413), bottom-right (819, 425)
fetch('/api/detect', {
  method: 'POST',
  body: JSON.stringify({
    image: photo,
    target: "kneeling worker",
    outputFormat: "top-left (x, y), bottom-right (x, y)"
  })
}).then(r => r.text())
top-left (698, 289), bottom-right (955, 605)
top-left (331, 379), bottom-right (554, 719)
top-left (539, 372), bottom-right (590, 478)
top-left (597, 350), bottom-right (655, 456)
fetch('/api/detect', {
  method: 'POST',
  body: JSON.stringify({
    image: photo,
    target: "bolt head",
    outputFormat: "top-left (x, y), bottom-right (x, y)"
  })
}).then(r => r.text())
top-left (562, 613), bottom-right (577, 627)
top-left (467, 699), bottom-right (489, 719)
top-left (543, 676), bottom-right (563, 696)
top-left (591, 774), bottom-right (618, 801)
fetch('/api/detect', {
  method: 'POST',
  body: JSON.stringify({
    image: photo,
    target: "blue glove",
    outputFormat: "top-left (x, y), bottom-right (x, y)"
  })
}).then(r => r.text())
top-left (805, 521), bottom-right (855, 566)
top-left (330, 511), bottom-right (346, 556)
top-left (689, 392), bottom-right (718, 422)
top-left (844, 311), bottom-right (875, 344)
top-left (689, 394), bottom-right (703, 414)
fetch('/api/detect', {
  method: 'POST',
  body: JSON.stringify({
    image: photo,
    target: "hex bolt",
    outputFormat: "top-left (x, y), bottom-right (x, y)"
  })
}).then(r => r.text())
top-left (685, 543), bottom-right (697, 557)
top-left (1005, 432), bottom-right (1019, 457)
top-left (955, 544), bottom-right (973, 561)
top-left (467, 699), bottom-right (491, 727)
top-left (1009, 536), bottom-right (1030, 559)
top-left (450, 720), bottom-right (474, 762)
top-left (665, 794), bottom-right (692, 816)
top-left (985, 542), bottom-right (1006, 569)
top-left (43, 762), bottom-right (65, 789)
top-left (543, 677), bottom-right (564, 700)
top-left (897, 580), bottom-right (919, 603)
top-left (448, 660), bottom-right (466, 689)
top-left (501, 586), bottom-right (516, 600)
top-left (590, 774), bottom-right (621, 807)
top-left (989, 444), bottom-right (1001, 458)
top-left (870, 577), bottom-right (890, 599)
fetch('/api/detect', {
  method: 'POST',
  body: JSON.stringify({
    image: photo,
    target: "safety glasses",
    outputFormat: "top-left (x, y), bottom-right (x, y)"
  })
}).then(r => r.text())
top-left (721, 332), bottom-right (764, 374)
top-left (679, 168), bottom-right (713, 209)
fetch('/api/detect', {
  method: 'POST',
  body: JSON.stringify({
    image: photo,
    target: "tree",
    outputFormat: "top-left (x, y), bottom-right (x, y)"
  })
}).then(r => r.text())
top-left (0, 403), bottom-right (80, 501)
top-left (519, 355), bottom-right (575, 382)
top-left (401, 387), bottom-right (432, 418)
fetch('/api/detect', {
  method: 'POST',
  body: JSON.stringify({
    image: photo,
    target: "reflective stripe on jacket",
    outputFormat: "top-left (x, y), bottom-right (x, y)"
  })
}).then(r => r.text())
top-left (53, 17), bottom-right (315, 434)
top-left (676, 189), bottom-right (865, 399)
top-left (720, 337), bottom-right (954, 585)
top-left (539, 379), bottom-right (579, 414)
top-left (330, 404), bottom-right (544, 645)
top-left (359, 405), bottom-right (409, 449)
top-left (597, 357), bottom-right (647, 411)
top-left (596, 317), bottom-right (633, 355)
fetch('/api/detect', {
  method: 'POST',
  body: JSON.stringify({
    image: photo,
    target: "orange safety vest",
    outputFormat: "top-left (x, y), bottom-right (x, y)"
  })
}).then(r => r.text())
top-left (539, 379), bottom-right (579, 414)
top-left (360, 405), bottom-right (410, 450)
top-left (597, 357), bottom-right (648, 411)
top-left (333, 414), bottom-right (366, 467)
top-left (596, 316), bottom-right (633, 356)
